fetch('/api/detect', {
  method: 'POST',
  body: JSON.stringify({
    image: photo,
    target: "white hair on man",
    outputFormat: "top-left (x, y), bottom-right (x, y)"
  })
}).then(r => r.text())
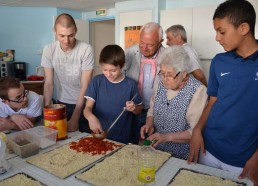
top-left (141, 22), bottom-right (163, 41)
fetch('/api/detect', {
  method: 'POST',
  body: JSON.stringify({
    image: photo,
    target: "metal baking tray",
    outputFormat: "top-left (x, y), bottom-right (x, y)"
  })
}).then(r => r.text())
top-left (0, 172), bottom-right (46, 185)
top-left (26, 136), bottom-right (124, 179)
top-left (167, 168), bottom-right (246, 186)
top-left (76, 144), bottom-right (171, 186)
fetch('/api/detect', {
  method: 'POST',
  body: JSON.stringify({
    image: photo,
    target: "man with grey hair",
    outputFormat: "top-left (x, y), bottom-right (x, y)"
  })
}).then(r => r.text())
top-left (125, 22), bottom-right (164, 144)
top-left (140, 45), bottom-right (207, 159)
top-left (166, 24), bottom-right (207, 86)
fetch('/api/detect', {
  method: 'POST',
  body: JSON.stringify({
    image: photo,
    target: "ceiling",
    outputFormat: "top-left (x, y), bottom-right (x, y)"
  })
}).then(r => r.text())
top-left (0, 0), bottom-right (132, 12)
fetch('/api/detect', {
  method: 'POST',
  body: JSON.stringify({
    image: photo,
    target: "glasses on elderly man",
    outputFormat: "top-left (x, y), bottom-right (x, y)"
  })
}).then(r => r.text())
top-left (158, 71), bottom-right (180, 80)
top-left (8, 90), bottom-right (29, 103)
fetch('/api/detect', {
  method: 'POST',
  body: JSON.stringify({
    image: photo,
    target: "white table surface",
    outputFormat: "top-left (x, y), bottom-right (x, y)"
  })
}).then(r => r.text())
top-left (0, 132), bottom-right (254, 186)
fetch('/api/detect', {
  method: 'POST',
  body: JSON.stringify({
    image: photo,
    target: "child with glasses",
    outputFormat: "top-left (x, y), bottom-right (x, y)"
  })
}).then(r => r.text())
top-left (0, 77), bottom-right (42, 132)
top-left (140, 45), bottom-right (207, 160)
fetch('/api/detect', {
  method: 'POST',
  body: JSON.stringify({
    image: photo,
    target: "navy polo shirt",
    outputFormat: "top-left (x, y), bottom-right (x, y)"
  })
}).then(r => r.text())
top-left (85, 75), bottom-right (142, 144)
top-left (204, 50), bottom-right (258, 167)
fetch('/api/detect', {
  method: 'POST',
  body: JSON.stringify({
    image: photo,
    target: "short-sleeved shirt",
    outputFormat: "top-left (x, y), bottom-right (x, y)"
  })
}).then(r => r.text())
top-left (41, 40), bottom-right (94, 104)
top-left (182, 43), bottom-right (202, 73)
top-left (85, 75), bottom-right (142, 144)
top-left (204, 50), bottom-right (258, 167)
top-left (0, 91), bottom-right (42, 118)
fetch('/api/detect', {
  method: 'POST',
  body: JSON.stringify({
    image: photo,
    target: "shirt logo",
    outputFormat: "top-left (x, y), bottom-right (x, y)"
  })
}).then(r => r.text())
top-left (255, 72), bottom-right (258, 81)
top-left (221, 72), bottom-right (230, 76)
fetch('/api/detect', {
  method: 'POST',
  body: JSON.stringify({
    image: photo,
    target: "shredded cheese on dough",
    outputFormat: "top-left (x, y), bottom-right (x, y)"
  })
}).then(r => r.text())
top-left (76, 144), bottom-right (171, 186)
top-left (169, 170), bottom-right (244, 186)
top-left (27, 137), bottom-right (121, 179)
top-left (0, 174), bottom-right (42, 186)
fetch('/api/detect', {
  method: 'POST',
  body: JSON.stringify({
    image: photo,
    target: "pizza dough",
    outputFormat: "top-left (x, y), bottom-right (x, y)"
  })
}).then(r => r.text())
top-left (27, 137), bottom-right (122, 179)
top-left (76, 144), bottom-right (171, 186)
top-left (0, 173), bottom-right (42, 186)
top-left (169, 169), bottom-right (245, 186)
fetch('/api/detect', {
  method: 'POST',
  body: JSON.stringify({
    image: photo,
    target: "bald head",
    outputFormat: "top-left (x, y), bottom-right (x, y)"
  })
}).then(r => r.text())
top-left (54, 13), bottom-right (77, 31)
top-left (54, 13), bottom-right (77, 51)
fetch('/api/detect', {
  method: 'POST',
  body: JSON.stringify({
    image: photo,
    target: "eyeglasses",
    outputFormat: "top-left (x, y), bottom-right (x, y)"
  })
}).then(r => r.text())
top-left (158, 71), bottom-right (180, 80)
top-left (140, 41), bottom-right (158, 49)
top-left (8, 90), bottom-right (29, 103)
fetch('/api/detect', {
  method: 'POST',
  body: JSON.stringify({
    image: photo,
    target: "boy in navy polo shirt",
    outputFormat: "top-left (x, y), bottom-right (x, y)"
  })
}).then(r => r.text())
top-left (188, 0), bottom-right (258, 185)
top-left (83, 45), bottom-right (142, 144)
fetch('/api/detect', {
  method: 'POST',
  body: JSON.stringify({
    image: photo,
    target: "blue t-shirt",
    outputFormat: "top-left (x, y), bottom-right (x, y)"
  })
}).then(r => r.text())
top-left (86, 74), bottom-right (142, 144)
top-left (204, 50), bottom-right (258, 167)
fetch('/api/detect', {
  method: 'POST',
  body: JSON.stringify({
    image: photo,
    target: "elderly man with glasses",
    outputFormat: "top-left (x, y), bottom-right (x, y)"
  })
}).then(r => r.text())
top-left (124, 22), bottom-right (164, 144)
top-left (0, 77), bottom-right (42, 132)
top-left (140, 46), bottom-right (208, 160)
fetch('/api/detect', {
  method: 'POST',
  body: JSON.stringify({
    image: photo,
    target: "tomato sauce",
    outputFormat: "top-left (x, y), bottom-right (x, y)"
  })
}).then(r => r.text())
top-left (69, 137), bottom-right (122, 155)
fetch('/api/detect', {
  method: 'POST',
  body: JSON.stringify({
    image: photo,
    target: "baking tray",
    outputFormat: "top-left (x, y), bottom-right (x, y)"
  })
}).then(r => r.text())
top-left (167, 168), bottom-right (246, 186)
top-left (76, 144), bottom-right (171, 186)
top-left (26, 136), bottom-right (124, 179)
top-left (0, 172), bottom-right (46, 185)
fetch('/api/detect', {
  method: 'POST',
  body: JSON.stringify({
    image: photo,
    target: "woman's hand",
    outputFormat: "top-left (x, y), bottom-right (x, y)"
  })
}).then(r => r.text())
top-left (140, 124), bottom-right (154, 140)
top-left (148, 132), bottom-right (171, 147)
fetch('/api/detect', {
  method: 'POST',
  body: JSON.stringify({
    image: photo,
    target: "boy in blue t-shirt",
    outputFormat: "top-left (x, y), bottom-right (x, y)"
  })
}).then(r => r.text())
top-left (83, 45), bottom-right (142, 144)
top-left (188, 0), bottom-right (258, 185)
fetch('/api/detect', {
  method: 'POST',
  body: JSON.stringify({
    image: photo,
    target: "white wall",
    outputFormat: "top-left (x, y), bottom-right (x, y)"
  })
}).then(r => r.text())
top-left (119, 10), bottom-right (153, 48)
top-left (82, 0), bottom-right (258, 81)
top-left (115, 0), bottom-right (158, 45)
top-left (82, 8), bottom-right (116, 21)
top-left (91, 20), bottom-right (115, 76)
top-left (165, 0), bottom-right (224, 9)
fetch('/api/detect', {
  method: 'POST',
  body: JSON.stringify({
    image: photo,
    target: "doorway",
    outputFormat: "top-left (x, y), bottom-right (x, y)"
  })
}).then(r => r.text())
top-left (90, 19), bottom-right (115, 76)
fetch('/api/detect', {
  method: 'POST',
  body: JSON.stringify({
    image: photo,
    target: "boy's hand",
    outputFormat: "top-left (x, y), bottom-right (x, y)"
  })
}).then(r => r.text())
top-left (187, 127), bottom-right (205, 163)
top-left (125, 101), bottom-right (136, 112)
top-left (239, 151), bottom-right (258, 186)
top-left (10, 114), bottom-right (33, 130)
top-left (88, 115), bottom-right (103, 134)
top-left (0, 117), bottom-right (18, 130)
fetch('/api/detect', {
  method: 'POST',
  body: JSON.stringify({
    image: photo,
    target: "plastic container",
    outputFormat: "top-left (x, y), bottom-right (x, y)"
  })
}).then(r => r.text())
top-left (7, 131), bottom-right (40, 158)
top-left (26, 126), bottom-right (57, 149)
top-left (0, 133), bottom-right (10, 174)
top-left (137, 139), bottom-right (157, 184)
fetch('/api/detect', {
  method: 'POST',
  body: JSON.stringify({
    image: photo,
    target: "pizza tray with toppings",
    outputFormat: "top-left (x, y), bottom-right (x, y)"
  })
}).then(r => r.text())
top-left (0, 172), bottom-right (46, 186)
top-left (26, 136), bottom-right (124, 179)
top-left (167, 168), bottom-right (246, 186)
top-left (76, 144), bottom-right (171, 186)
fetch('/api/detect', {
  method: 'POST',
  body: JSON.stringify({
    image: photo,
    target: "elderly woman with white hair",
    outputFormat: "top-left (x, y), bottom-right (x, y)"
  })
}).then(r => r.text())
top-left (140, 45), bottom-right (208, 160)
